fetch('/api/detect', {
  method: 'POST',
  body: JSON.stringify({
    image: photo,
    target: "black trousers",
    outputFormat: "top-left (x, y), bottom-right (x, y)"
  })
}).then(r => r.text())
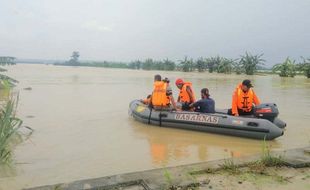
top-left (227, 108), bottom-right (254, 116)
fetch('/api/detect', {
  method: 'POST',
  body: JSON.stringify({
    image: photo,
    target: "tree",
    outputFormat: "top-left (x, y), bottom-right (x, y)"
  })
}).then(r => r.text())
top-left (205, 56), bottom-right (221, 73)
top-left (195, 57), bottom-right (206, 72)
top-left (68, 51), bottom-right (80, 65)
top-left (162, 59), bottom-right (176, 71)
top-left (141, 59), bottom-right (154, 70)
top-left (217, 58), bottom-right (234, 74)
top-left (299, 57), bottom-right (310, 78)
top-left (272, 57), bottom-right (296, 77)
top-left (233, 61), bottom-right (243, 75)
top-left (239, 52), bottom-right (265, 75)
top-left (179, 56), bottom-right (194, 72)
top-left (128, 60), bottom-right (142, 70)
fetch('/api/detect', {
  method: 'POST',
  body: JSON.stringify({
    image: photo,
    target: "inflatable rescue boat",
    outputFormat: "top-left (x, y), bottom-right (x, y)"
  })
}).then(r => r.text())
top-left (129, 100), bottom-right (286, 140)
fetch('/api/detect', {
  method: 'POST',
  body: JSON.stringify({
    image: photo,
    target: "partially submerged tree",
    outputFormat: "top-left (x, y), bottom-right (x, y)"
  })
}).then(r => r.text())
top-left (141, 58), bottom-right (154, 70)
top-left (67, 51), bottom-right (80, 65)
top-left (216, 58), bottom-right (234, 74)
top-left (299, 57), bottom-right (310, 78)
top-left (272, 57), bottom-right (296, 77)
top-left (239, 52), bottom-right (265, 75)
top-left (179, 56), bottom-right (194, 72)
top-left (195, 57), bottom-right (206, 72)
top-left (205, 56), bottom-right (221, 73)
top-left (233, 61), bottom-right (243, 75)
top-left (162, 59), bottom-right (176, 71)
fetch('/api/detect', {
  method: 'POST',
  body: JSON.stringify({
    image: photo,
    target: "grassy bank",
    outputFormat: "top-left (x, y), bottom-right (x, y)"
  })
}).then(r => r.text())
top-left (0, 99), bottom-right (23, 164)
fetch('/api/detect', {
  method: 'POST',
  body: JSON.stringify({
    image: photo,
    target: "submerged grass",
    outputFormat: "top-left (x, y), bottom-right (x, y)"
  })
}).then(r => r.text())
top-left (219, 158), bottom-right (239, 174)
top-left (259, 139), bottom-right (285, 167)
top-left (0, 99), bottom-right (23, 164)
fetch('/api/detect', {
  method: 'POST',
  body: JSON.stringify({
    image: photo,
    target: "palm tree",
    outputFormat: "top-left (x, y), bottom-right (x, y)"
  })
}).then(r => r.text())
top-left (128, 60), bottom-right (142, 70)
top-left (205, 56), bottom-right (221, 73)
top-left (217, 58), bottom-right (234, 74)
top-left (232, 61), bottom-right (243, 74)
top-left (272, 57), bottom-right (296, 77)
top-left (179, 56), bottom-right (194, 72)
top-left (239, 52), bottom-right (265, 75)
top-left (141, 59), bottom-right (154, 70)
top-left (299, 57), bottom-right (310, 78)
top-left (162, 59), bottom-right (176, 71)
top-left (195, 57), bottom-right (206, 72)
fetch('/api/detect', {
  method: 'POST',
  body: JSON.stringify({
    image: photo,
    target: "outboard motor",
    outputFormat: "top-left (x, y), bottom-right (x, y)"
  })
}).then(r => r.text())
top-left (253, 103), bottom-right (279, 122)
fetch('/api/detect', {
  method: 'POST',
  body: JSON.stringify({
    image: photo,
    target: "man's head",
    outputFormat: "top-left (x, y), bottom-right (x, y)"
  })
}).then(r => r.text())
top-left (175, 78), bottom-right (184, 89)
top-left (201, 88), bottom-right (210, 99)
top-left (154, 74), bottom-right (162, 81)
top-left (241, 79), bottom-right (253, 92)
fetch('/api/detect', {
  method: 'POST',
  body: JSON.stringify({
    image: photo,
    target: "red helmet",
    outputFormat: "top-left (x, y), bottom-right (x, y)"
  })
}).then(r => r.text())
top-left (175, 78), bottom-right (184, 85)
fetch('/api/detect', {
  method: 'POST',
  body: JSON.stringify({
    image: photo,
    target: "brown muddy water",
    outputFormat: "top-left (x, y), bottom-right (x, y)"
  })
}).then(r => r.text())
top-left (0, 64), bottom-right (309, 189)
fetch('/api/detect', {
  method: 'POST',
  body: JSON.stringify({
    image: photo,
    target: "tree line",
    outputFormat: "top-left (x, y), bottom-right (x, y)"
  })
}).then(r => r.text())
top-left (59, 51), bottom-right (310, 78)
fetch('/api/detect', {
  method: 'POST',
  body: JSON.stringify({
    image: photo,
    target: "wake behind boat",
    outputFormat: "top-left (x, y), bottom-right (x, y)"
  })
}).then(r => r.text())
top-left (129, 100), bottom-right (286, 140)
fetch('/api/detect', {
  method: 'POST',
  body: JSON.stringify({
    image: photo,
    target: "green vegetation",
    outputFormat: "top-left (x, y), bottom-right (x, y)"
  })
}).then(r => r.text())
top-left (239, 52), bottom-right (265, 75)
top-left (67, 51), bottom-right (80, 65)
top-left (55, 52), bottom-right (310, 78)
top-left (0, 56), bottom-right (18, 89)
top-left (216, 58), bottom-right (234, 74)
top-left (258, 139), bottom-right (284, 167)
top-left (178, 56), bottom-right (195, 72)
top-left (195, 57), bottom-right (206, 72)
top-left (163, 169), bottom-right (178, 190)
top-left (299, 57), bottom-right (310, 78)
top-left (0, 99), bottom-right (23, 164)
top-left (219, 158), bottom-right (239, 174)
top-left (272, 57), bottom-right (297, 77)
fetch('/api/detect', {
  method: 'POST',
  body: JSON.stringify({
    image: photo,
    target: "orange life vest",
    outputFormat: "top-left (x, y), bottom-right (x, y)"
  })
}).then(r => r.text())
top-left (232, 84), bottom-right (260, 114)
top-left (178, 82), bottom-right (196, 103)
top-left (151, 81), bottom-right (170, 106)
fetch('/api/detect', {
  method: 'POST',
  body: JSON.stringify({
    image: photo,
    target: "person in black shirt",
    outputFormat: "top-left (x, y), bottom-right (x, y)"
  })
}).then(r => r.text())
top-left (189, 88), bottom-right (215, 113)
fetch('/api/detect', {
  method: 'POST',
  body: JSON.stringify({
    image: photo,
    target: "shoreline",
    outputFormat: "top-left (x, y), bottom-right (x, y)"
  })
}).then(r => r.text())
top-left (25, 146), bottom-right (310, 190)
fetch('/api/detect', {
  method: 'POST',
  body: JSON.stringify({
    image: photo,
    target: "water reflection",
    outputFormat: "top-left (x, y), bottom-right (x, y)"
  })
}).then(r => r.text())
top-left (131, 120), bottom-right (281, 167)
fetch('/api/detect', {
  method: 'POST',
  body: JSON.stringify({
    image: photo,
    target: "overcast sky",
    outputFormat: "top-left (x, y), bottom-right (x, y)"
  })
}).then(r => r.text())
top-left (0, 0), bottom-right (309, 65)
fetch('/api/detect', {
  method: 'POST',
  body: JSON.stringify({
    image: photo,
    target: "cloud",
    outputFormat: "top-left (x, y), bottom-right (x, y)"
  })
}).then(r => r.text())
top-left (82, 20), bottom-right (113, 32)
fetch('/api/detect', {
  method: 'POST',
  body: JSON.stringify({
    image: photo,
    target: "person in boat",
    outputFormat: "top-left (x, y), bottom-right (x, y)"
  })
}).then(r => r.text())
top-left (175, 78), bottom-right (196, 110)
top-left (141, 94), bottom-right (152, 105)
top-left (189, 88), bottom-right (215, 113)
top-left (151, 74), bottom-right (177, 110)
top-left (228, 79), bottom-right (260, 116)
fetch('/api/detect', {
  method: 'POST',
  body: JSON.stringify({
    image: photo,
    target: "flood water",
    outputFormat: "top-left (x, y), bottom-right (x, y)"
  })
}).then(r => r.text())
top-left (0, 64), bottom-right (309, 189)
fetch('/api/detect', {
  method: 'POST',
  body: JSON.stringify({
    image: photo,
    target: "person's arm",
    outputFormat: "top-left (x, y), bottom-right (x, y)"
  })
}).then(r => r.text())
top-left (186, 86), bottom-right (195, 103)
top-left (166, 85), bottom-right (177, 110)
top-left (232, 89), bottom-right (239, 116)
top-left (169, 95), bottom-right (177, 110)
top-left (189, 100), bottom-right (200, 112)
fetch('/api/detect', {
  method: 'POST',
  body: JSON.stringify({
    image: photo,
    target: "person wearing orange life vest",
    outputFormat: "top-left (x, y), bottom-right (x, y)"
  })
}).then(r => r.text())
top-left (175, 78), bottom-right (196, 110)
top-left (228, 79), bottom-right (260, 116)
top-left (151, 74), bottom-right (177, 110)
